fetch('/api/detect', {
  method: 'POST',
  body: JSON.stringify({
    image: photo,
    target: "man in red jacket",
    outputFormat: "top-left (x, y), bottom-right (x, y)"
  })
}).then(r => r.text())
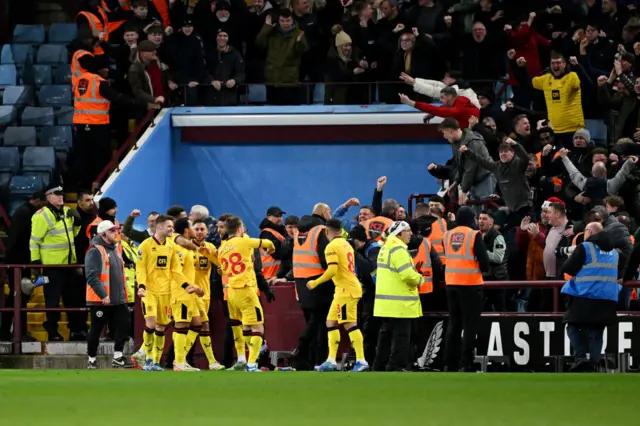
top-left (399, 87), bottom-right (480, 128)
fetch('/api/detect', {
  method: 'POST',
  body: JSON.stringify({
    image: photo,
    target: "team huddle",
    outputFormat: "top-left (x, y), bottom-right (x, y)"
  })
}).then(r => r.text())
top-left (128, 214), bottom-right (368, 372)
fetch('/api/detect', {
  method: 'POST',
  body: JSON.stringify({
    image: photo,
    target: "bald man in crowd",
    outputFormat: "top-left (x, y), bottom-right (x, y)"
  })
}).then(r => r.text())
top-left (561, 221), bottom-right (621, 372)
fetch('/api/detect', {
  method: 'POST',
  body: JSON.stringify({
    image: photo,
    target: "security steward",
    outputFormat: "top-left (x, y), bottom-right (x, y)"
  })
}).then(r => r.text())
top-left (70, 26), bottom-right (110, 87)
top-left (30, 184), bottom-right (84, 342)
top-left (374, 221), bottom-right (426, 372)
top-left (73, 69), bottom-right (159, 191)
top-left (75, 0), bottom-right (132, 57)
top-left (348, 224), bottom-right (381, 366)
top-left (258, 206), bottom-right (287, 280)
top-left (443, 206), bottom-right (491, 372)
top-left (561, 222), bottom-right (621, 372)
top-left (291, 204), bottom-right (333, 371)
top-left (85, 220), bottom-right (133, 369)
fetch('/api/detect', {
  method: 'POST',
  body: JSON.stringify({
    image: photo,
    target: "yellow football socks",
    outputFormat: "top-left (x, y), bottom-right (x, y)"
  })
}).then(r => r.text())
top-left (186, 325), bottom-right (201, 353)
top-left (248, 332), bottom-right (264, 364)
top-left (199, 331), bottom-right (216, 365)
top-left (152, 330), bottom-right (165, 365)
top-left (327, 327), bottom-right (341, 361)
top-left (143, 327), bottom-right (154, 360)
top-left (348, 327), bottom-right (365, 362)
top-left (231, 323), bottom-right (246, 360)
top-left (173, 328), bottom-right (188, 365)
top-left (243, 329), bottom-right (252, 350)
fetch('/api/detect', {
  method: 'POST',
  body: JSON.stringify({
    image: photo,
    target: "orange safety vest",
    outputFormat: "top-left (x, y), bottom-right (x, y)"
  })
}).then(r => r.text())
top-left (428, 217), bottom-right (447, 266)
top-left (100, 0), bottom-right (131, 33)
top-left (563, 232), bottom-right (584, 281)
top-left (71, 49), bottom-right (93, 88)
top-left (632, 235), bottom-right (636, 245)
top-left (364, 216), bottom-right (393, 242)
top-left (74, 72), bottom-right (110, 125)
top-left (412, 238), bottom-right (433, 294)
top-left (151, 0), bottom-right (171, 27)
top-left (260, 228), bottom-right (285, 279)
top-left (292, 225), bottom-right (326, 278)
top-left (75, 10), bottom-right (110, 55)
top-left (86, 217), bottom-right (121, 241)
top-left (536, 152), bottom-right (563, 192)
top-left (443, 226), bottom-right (483, 285)
top-left (86, 244), bottom-right (127, 303)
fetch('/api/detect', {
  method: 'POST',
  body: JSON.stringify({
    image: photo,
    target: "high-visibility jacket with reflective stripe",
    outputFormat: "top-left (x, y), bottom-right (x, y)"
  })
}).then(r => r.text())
top-left (412, 238), bottom-right (433, 294)
top-left (74, 72), bottom-right (110, 125)
top-left (428, 217), bottom-right (447, 266)
top-left (71, 49), bottom-right (93, 87)
top-left (444, 226), bottom-right (483, 285)
top-left (121, 238), bottom-right (137, 303)
top-left (30, 206), bottom-right (80, 265)
top-left (86, 244), bottom-right (127, 303)
top-left (260, 228), bottom-right (285, 279)
top-left (374, 234), bottom-right (424, 318)
top-left (86, 217), bottom-right (120, 240)
top-left (561, 241), bottom-right (621, 303)
top-left (364, 216), bottom-right (393, 242)
top-left (293, 225), bottom-right (326, 279)
top-left (75, 10), bottom-right (109, 55)
top-left (101, 0), bottom-right (130, 33)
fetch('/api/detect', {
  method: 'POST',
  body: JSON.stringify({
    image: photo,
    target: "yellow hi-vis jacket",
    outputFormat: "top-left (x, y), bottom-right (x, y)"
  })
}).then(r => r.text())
top-left (120, 238), bottom-right (137, 303)
top-left (374, 234), bottom-right (424, 318)
top-left (30, 206), bottom-right (80, 265)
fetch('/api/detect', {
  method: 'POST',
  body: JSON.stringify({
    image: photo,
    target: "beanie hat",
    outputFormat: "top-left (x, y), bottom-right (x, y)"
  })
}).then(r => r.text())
top-left (98, 197), bottom-right (117, 217)
top-left (493, 210), bottom-right (508, 229)
top-left (348, 224), bottom-right (368, 242)
top-left (455, 206), bottom-right (476, 228)
top-left (573, 128), bottom-right (591, 142)
top-left (332, 24), bottom-right (352, 47)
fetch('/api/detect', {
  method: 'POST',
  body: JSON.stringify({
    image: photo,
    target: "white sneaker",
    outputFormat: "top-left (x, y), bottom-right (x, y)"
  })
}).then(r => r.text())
top-left (209, 362), bottom-right (225, 371)
top-left (174, 363), bottom-right (200, 372)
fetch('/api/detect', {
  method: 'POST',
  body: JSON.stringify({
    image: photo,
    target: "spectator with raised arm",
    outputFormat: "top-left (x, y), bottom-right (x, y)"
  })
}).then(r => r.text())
top-left (399, 70), bottom-right (480, 108)
top-left (398, 86), bottom-right (479, 129)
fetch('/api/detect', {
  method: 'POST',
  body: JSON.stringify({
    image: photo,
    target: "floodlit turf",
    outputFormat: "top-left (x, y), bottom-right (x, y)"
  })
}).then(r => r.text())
top-left (0, 371), bottom-right (636, 426)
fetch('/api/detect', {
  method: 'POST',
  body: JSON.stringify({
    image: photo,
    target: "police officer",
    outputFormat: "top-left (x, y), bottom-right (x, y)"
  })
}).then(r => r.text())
top-left (374, 221), bottom-right (426, 372)
top-left (30, 184), bottom-right (83, 341)
top-left (561, 222), bottom-right (621, 372)
top-left (72, 68), bottom-right (160, 191)
top-left (443, 206), bottom-right (491, 372)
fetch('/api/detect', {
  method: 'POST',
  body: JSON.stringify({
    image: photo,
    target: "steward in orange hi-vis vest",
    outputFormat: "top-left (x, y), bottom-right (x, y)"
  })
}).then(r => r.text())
top-left (74, 72), bottom-right (110, 125)
top-left (259, 228), bottom-right (285, 279)
top-left (428, 217), bottom-right (447, 266)
top-left (75, 9), bottom-right (110, 55)
top-left (364, 216), bottom-right (393, 242)
top-left (444, 226), bottom-right (484, 286)
top-left (412, 238), bottom-right (434, 294)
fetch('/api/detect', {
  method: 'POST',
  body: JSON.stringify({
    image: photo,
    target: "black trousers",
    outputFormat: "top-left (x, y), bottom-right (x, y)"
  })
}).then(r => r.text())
top-left (444, 285), bottom-right (483, 370)
top-left (43, 268), bottom-right (86, 337)
top-left (73, 124), bottom-right (111, 191)
top-left (293, 302), bottom-right (330, 369)
top-left (87, 304), bottom-right (129, 357)
top-left (374, 317), bottom-right (413, 372)
top-left (360, 298), bottom-right (381, 366)
top-left (266, 86), bottom-right (300, 106)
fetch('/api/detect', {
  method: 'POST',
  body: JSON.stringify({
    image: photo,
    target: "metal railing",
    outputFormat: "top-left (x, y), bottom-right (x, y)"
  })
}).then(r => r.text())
top-left (1, 263), bottom-right (638, 355)
top-left (407, 193), bottom-right (500, 217)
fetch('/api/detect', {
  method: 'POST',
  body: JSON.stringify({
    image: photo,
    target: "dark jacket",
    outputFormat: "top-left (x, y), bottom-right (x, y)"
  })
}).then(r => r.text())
top-left (324, 45), bottom-right (367, 105)
top-left (259, 219), bottom-right (287, 260)
top-left (561, 231), bottom-right (618, 325)
top-left (451, 129), bottom-right (492, 193)
top-left (354, 239), bottom-right (380, 302)
top-left (256, 23), bottom-right (309, 85)
top-left (73, 206), bottom-right (96, 264)
top-left (169, 31), bottom-right (208, 84)
top-left (127, 49), bottom-right (173, 104)
top-left (465, 141), bottom-right (531, 212)
top-left (602, 214), bottom-right (633, 278)
top-left (122, 215), bottom-right (151, 244)
top-left (482, 227), bottom-right (509, 281)
top-left (85, 235), bottom-right (126, 305)
top-left (294, 214), bottom-right (332, 308)
top-left (597, 84), bottom-right (640, 142)
top-left (5, 201), bottom-right (40, 264)
top-left (206, 46), bottom-right (246, 106)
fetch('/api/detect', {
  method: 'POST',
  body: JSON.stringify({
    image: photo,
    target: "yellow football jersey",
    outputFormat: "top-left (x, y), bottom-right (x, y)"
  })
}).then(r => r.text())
top-left (218, 236), bottom-right (272, 289)
top-left (136, 237), bottom-right (183, 295)
top-left (195, 241), bottom-right (218, 300)
top-left (174, 243), bottom-right (197, 290)
top-left (324, 237), bottom-right (362, 298)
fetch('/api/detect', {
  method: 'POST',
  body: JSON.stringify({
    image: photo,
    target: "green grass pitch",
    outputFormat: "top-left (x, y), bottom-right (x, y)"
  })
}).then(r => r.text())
top-left (0, 371), bottom-right (636, 426)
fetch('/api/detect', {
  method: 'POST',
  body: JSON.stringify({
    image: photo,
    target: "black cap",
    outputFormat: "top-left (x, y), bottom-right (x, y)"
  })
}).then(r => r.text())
top-left (30, 190), bottom-right (46, 201)
top-left (182, 17), bottom-right (194, 27)
top-left (44, 183), bottom-right (64, 196)
top-left (348, 224), bottom-right (368, 242)
top-left (621, 52), bottom-right (636, 66)
top-left (216, 1), bottom-right (231, 11)
top-left (266, 206), bottom-right (286, 217)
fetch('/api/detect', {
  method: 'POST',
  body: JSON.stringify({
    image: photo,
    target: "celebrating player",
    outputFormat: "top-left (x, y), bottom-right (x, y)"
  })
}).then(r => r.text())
top-left (171, 218), bottom-right (205, 371)
top-left (191, 218), bottom-right (225, 370)
top-left (308, 218), bottom-right (368, 372)
top-left (218, 216), bottom-right (275, 372)
top-left (132, 215), bottom-right (185, 371)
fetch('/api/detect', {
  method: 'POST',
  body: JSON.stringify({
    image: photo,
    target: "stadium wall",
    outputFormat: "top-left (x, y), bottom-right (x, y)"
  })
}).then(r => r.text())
top-left (98, 106), bottom-right (451, 235)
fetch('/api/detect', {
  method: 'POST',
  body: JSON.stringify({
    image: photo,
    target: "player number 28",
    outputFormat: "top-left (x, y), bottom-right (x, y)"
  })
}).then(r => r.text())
top-left (220, 253), bottom-right (246, 276)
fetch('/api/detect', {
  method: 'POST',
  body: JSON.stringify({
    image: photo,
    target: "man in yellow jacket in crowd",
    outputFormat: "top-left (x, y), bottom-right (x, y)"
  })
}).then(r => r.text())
top-left (373, 221), bottom-right (426, 372)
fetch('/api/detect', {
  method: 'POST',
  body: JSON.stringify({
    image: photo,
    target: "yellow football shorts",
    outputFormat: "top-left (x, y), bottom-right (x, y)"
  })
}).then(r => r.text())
top-left (142, 293), bottom-right (172, 325)
top-left (171, 295), bottom-right (199, 324)
top-left (227, 286), bottom-right (264, 326)
top-left (327, 294), bottom-right (360, 324)
top-left (196, 297), bottom-right (210, 323)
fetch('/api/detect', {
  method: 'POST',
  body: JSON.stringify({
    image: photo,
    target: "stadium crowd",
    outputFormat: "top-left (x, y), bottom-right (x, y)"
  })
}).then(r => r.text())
top-left (4, 0), bottom-right (640, 372)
